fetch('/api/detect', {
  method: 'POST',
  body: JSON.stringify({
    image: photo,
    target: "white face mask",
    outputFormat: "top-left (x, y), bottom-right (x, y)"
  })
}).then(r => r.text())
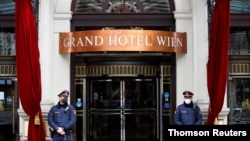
top-left (184, 99), bottom-right (191, 104)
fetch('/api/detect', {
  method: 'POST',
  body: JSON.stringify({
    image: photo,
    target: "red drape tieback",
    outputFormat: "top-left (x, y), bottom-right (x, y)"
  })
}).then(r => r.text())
top-left (207, 111), bottom-right (218, 125)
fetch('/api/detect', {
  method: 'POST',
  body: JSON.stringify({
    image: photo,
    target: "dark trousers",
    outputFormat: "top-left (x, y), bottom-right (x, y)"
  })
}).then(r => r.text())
top-left (52, 134), bottom-right (72, 141)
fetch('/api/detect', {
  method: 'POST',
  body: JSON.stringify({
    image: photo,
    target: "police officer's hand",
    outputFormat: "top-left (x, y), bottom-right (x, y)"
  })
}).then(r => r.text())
top-left (56, 127), bottom-right (65, 135)
top-left (60, 131), bottom-right (66, 135)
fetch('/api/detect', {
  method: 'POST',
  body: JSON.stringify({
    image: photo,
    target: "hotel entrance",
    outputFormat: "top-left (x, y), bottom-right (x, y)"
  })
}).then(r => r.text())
top-left (88, 78), bottom-right (157, 141)
top-left (73, 60), bottom-right (173, 141)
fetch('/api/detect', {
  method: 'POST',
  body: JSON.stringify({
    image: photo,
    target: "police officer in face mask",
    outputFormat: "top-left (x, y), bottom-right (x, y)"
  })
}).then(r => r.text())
top-left (48, 90), bottom-right (77, 141)
top-left (174, 91), bottom-right (203, 125)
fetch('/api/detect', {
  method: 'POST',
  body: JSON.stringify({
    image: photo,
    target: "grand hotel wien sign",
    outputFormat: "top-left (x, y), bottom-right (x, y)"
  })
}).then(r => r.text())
top-left (59, 30), bottom-right (187, 53)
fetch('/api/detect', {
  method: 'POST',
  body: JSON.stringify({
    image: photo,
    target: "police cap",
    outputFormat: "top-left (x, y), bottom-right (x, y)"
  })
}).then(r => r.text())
top-left (58, 90), bottom-right (70, 97)
top-left (182, 91), bottom-right (193, 95)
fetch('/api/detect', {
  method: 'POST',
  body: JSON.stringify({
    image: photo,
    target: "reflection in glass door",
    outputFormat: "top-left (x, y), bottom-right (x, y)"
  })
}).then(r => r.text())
top-left (0, 78), bottom-right (18, 141)
top-left (88, 78), bottom-right (157, 141)
top-left (228, 77), bottom-right (250, 124)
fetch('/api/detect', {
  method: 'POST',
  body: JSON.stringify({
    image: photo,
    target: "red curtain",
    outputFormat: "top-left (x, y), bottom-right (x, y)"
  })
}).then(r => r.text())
top-left (206, 0), bottom-right (230, 125)
top-left (15, 0), bottom-right (46, 140)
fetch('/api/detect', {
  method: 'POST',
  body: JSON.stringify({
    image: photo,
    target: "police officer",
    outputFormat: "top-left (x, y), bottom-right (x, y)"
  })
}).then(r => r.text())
top-left (48, 90), bottom-right (77, 141)
top-left (174, 91), bottom-right (203, 125)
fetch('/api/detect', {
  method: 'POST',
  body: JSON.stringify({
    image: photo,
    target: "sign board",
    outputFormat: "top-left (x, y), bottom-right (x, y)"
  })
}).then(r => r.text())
top-left (59, 30), bottom-right (187, 53)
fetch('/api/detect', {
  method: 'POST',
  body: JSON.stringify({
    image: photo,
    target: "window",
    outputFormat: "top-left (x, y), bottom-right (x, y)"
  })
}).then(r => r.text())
top-left (227, 0), bottom-right (250, 125)
top-left (229, 29), bottom-right (250, 55)
top-left (74, 0), bottom-right (173, 13)
top-left (0, 0), bottom-right (15, 14)
top-left (228, 78), bottom-right (250, 124)
top-left (230, 0), bottom-right (250, 14)
top-left (0, 31), bottom-right (15, 56)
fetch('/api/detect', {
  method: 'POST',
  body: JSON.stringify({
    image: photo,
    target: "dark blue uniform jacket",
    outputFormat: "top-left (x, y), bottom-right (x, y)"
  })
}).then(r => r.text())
top-left (48, 103), bottom-right (77, 131)
top-left (174, 102), bottom-right (202, 125)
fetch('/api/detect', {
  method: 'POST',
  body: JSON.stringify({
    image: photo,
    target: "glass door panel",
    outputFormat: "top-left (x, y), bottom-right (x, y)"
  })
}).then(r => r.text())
top-left (0, 78), bottom-right (18, 140)
top-left (228, 77), bottom-right (250, 124)
top-left (88, 78), bottom-right (157, 141)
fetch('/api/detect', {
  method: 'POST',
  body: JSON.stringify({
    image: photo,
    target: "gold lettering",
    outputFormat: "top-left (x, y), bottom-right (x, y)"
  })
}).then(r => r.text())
top-left (176, 38), bottom-right (183, 47)
top-left (156, 36), bottom-right (168, 46)
top-left (145, 36), bottom-right (152, 46)
top-left (63, 37), bottom-right (76, 47)
top-left (156, 36), bottom-right (183, 48)
top-left (59, 30), bottom-right (187, 53)
top-left (118, 36), bottom-right (128, 46)
top-left (109, 36), bottom-right (117, 46)
top-left (85, 36), bottom-right (93, 46)
top-left (171, 37), bottom-right (183, 47)
top-left (137, 36), bottom-right (144, 46)
top-left (76, 37), bottom-right (84, 46)
top-left (95, 36), bottom-right (103, 46)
